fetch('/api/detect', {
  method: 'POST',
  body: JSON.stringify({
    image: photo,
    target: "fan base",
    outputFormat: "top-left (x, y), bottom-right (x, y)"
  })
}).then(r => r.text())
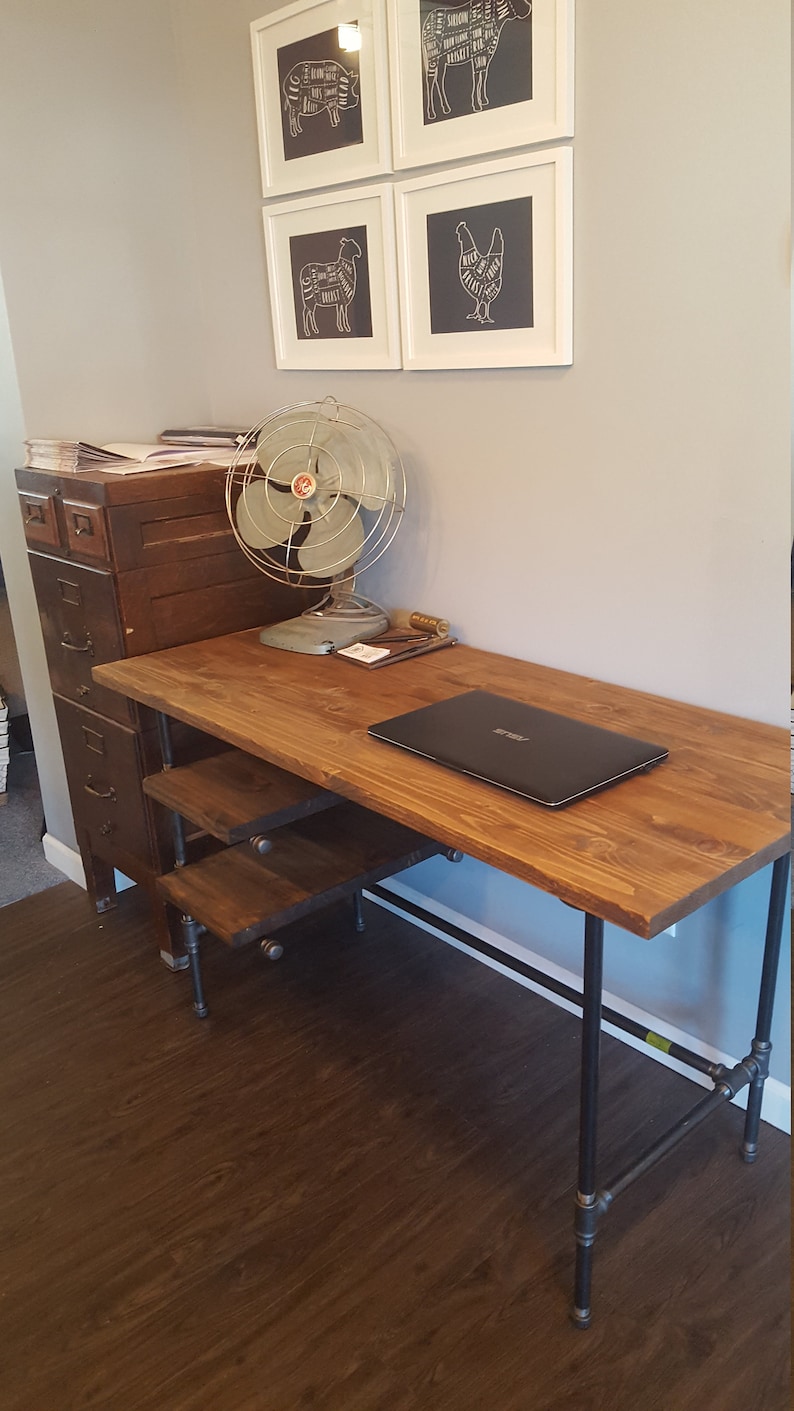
top-left (259, 611), bottom-right (388, 655)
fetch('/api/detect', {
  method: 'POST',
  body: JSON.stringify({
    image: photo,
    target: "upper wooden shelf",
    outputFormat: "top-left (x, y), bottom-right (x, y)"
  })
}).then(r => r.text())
top-left (144, 748), bottom-right (340, 844)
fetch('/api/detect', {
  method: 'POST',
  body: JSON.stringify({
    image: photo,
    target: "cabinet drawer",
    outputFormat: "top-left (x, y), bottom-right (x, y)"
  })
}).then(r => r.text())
top-left (29, 553), bottom-right (135, 725)
top-left (109, 489), bottom-right (237, 572)
top-left (116, 550), bottom-right (319, 655)
top-left (54, 697), bottom-right (154, 867)
top-left (18, 490), bottom-right (61, 550)
top-left (62, 498), bottom-right (110, 563)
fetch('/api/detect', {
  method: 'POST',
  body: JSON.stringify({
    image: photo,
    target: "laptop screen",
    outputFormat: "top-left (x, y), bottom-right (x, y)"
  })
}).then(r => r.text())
top-left (368, 690), bottom-right (668, 808)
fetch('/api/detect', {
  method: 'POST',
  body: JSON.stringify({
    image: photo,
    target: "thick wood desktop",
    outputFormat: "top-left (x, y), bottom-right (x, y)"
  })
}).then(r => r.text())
top-left (93, 631), bottom-right (791, 1327)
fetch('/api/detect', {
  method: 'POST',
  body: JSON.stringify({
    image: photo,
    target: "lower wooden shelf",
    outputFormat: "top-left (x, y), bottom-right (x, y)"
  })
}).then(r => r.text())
top-left (157, 801), bottom-right (441, 948)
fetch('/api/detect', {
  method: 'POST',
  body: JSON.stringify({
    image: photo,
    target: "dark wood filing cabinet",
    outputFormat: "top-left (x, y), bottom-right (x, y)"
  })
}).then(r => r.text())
top-left (16, 461), bottom-right (311, 967)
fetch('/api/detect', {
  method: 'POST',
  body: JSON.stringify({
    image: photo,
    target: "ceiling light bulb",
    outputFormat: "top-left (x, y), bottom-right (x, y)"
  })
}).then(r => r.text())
top-left (338, 23), bottom-right (361, 52)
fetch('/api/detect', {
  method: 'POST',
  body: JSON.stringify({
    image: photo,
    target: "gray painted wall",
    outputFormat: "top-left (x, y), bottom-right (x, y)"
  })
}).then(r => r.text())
top-left (0, 1), bottom-right (789, 1081)
top-left (173, 0), bottom-right (791, 720)
top-left (0, 0), bottom-right (211, 442)
top-left (0, 0), bottom-right (215, 851)
top-left (169, 0), bottom-right (791, 1080)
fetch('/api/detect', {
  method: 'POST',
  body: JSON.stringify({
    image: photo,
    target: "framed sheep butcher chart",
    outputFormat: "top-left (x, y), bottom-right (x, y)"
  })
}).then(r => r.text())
top-left (395, 148), bottom-right (572, 369)
top-left (387, 0), bottom-right (575, 171)
top-left (263, 185), bottom-right (401, 369)
top-left (251, 0), bottom-right (392, 197)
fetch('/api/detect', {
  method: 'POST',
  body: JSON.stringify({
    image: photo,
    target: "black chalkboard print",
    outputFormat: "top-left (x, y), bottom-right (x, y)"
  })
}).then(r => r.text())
top-left (427, 196), bottom-right (533, 334)
top-left (289, 225), bottom-right (373, 340)
top-left (278, 26), bottom-right (363, 160)
top-left (419, 0), bottom-right (533, 127)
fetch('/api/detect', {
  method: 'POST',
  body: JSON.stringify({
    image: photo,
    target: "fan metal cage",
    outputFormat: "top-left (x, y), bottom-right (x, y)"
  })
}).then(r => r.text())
top-left (225, 397), bottom-right (406, 592)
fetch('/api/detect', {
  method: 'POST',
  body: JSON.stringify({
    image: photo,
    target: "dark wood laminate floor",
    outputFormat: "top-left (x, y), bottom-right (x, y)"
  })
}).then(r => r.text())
top-left (0, 882), bottom-right (789, 1411)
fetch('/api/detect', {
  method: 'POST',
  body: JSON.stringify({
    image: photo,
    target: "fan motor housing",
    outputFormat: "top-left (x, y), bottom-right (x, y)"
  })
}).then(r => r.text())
top-left (291, 471), bottom-right (316, 500)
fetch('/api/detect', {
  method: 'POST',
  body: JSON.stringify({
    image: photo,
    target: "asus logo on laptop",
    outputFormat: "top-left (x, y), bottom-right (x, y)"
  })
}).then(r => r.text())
top-left (494, 728), bottom-right (529, 742)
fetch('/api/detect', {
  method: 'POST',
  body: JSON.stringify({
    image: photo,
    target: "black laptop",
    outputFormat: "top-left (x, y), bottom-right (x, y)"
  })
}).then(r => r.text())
top-left (368, 690), bottom-right (668, 808)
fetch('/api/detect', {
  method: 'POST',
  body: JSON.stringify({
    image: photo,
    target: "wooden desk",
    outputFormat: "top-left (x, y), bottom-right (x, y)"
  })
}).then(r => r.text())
top-left (93, 632), bottom-right (791, 1326)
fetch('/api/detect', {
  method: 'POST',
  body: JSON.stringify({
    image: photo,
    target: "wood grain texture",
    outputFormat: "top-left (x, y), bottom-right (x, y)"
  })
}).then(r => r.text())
top-left (30, 551), bottom-right (136, 724)
top-left (143, 748), bottom-right (340, 842)
top-left (93, 633), bottom-right (790, 938)
top-left (157, 802), bottom-right (441, 946)
top-left (0, 882), bottom-right (789, 1411)
top-left (16, 459), bottom-right (241, 508)
top-left (117, 552), bottom-right (312, 657)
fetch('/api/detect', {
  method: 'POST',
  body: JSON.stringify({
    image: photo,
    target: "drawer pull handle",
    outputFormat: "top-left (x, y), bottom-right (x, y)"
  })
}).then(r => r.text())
top-left (61, 631), bottom-right (94, 656)
top-left (84, 778), bottom-right (117, 802)
top-left (25, 503), bottom-right (46, 524)
top-left (72, 514), bottom-right (94, 537)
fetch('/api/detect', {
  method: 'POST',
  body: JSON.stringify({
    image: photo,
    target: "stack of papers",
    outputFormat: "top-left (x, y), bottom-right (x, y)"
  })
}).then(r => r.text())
top-left (24, 440), bottom-right (238, 474)
top-left (24, 440), bottom-right (130, 473)
top-left (99, 444), bottom-right (239, 472)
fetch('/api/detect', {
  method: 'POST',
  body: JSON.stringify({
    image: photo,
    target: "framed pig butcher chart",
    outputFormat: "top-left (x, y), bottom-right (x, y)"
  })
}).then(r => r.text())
top-left (251, 0), bottom-right (393, 197)
top-left (387, 0), bottom-right (575, 170)
top-left (263, 185), bottom-right (401, 369)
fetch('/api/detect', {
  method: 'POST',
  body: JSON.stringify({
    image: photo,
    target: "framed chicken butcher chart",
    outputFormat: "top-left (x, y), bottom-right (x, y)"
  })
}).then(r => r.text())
top-left (387, 0), bottom-right (574, 170)
top-left (395, 149), bottom-right (572, 369)
top-left (263, 185), bottom-right (401, 369)
top-left (251, 0), bottom-right (392, 197)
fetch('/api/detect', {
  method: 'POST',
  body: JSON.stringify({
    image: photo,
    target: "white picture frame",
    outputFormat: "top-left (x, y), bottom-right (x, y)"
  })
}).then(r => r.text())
top-left (251, 0), bottom-right (392, 198)
top-left (395, 148), bottom-right (572, 369)
top-left (263, 184), bottom-right (402, 369)
top-left (387, 0), bottom-right (574, 171)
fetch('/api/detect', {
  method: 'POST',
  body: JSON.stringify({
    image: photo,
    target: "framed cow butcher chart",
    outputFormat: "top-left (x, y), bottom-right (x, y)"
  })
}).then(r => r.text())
top-left (263, 185), bottom-right (401, 368)
top-left (387, 0), bottom-right (574, 170)
top-left (252, 0), bottom-right (392, 197)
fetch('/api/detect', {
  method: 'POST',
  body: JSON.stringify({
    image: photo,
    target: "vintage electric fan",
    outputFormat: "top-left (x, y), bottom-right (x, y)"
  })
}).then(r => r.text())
top-left (225, 397), bottom-right (405, 653)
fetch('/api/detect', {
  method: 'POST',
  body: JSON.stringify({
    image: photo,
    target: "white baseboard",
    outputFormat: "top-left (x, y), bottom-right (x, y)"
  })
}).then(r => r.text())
top-left (369, 879), bottom-right (791, 1137)
top-left (42, 833), bottom-right (85, 887)
top-left (40, 837), bottom-right (135, 894)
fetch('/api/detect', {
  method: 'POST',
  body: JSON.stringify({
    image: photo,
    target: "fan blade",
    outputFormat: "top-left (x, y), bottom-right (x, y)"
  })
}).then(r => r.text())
top-left (316, 419), bottom-right (394, 512)
top-left (297, 499), bottom-right (365, 577)
top-left (258, 437), bottom-right (335, 488)
top-left (256, 414), bottom-right (338, 487)
top-left (236, 480), bottom-right (304, 549)
top-left (256, 407), bottom-right (396, 513)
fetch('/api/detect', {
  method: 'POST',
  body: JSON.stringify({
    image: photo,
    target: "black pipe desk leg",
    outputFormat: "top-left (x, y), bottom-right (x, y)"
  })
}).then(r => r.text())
top-left (181, 915), bottom-right (208, 1019)
top-left (572, 913), bottom-right (604, 1329)
top-left (741, 854), bottom-right (790, 1163)
top-left (158, 709), bottom-right (188, 876)
top-left (353, 891), bottom-right (366, 933)
top-left (155, 711), bottom-right (175, 769)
